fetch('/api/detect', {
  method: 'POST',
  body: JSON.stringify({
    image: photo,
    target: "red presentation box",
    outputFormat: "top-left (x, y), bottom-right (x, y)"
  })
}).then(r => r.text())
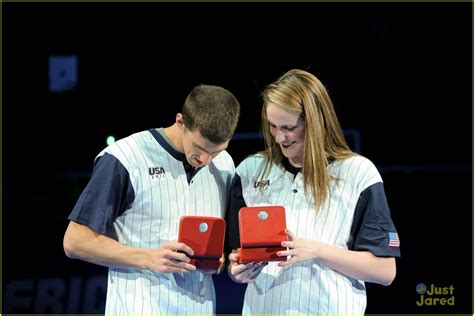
top-left (238, 206), bottom-right (287, 263)
top-left (178, 216), bottom-right (226, 271)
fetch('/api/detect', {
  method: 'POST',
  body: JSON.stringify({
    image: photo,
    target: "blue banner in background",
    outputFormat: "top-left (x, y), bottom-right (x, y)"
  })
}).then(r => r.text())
top-left (48, 55), bottom-right (78, 93)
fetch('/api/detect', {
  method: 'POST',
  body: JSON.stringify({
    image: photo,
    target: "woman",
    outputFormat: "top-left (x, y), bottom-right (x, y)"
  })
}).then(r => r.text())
top-left (226, 69), bottom-right (400, 314)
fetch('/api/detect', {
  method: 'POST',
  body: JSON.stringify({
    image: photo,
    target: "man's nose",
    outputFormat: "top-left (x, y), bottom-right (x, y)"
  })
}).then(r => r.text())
top-left (199, 152), bottom-right (213, 165)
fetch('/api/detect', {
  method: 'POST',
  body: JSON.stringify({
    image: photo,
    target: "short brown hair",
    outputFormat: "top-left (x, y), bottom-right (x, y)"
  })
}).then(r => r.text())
top-left (182, 84), bottom-right (240, 144)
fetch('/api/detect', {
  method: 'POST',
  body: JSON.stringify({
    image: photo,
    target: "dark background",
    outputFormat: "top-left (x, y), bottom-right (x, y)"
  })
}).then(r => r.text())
top-left (2, 2), bottom-right (472, 314)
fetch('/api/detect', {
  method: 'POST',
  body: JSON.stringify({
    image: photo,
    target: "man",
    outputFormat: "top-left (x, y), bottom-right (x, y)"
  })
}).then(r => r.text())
top-left (63, 84), bottom-right (240, 314)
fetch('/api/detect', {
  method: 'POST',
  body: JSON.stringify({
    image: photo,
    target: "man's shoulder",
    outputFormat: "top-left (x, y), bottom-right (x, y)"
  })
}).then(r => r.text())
top-left (96, 129), bottom-right (154, 163)
top-left (211, 150), bottom-right (235, 171)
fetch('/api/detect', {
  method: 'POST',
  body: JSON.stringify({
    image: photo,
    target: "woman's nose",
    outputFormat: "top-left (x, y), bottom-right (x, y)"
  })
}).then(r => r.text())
top-left (275, 129), bottom-right (287, 143)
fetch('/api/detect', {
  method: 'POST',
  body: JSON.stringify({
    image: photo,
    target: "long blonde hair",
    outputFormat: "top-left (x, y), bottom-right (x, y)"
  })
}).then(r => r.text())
top-left (260, 69), bottom-right (355, 210)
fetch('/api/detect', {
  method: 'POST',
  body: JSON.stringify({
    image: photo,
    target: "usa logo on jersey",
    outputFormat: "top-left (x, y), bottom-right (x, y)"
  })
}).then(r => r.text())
top-left (253, 179), bottom-right (270, 188)
top-left (149, 166), bottom-right (166, 179)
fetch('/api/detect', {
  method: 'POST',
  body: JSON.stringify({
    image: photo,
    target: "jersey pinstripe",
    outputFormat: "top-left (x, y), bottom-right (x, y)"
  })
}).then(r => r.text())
top-left (69, 129), bottom-right (235, 315)
top-left (226, 154), bottom-right (400, 314)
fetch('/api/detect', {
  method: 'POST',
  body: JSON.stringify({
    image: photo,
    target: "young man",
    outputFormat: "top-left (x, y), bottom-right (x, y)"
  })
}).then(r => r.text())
top-left (63, 84), bottom-right (240, 314)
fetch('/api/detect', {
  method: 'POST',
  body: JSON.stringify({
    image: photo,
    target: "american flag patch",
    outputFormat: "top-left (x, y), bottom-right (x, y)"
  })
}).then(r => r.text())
top-left (388, 232), bottom-right (400, 247)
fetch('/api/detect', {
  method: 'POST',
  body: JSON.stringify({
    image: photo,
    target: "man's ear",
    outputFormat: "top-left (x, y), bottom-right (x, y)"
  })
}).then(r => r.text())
top-left (176, 113), bottom-right (185, 129)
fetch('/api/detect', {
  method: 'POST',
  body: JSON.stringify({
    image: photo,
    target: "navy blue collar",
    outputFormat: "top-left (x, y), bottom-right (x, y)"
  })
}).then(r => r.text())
top-left (149, 128), bottom-right (186, 161)
top-left (282, 157), bottom-right (301, 177)
top-left (148, 128), bottom-right (201, 183)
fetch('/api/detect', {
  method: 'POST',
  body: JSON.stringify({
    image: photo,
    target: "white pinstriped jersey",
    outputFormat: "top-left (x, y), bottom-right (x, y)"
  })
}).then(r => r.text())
top-left (226, 154), bottom-right (400, 315)
top-left (69, 129), bottom-right (235, 315)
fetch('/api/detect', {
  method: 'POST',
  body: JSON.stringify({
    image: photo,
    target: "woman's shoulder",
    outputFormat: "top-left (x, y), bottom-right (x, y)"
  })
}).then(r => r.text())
top-left (236, 153), bottom-right (268, 174)
top-left (333, 154), bottom-right (382, 186)
top-left (341, 154), bottom-right (376, 169)
top-left (240, 152), bottom-right (266, 163)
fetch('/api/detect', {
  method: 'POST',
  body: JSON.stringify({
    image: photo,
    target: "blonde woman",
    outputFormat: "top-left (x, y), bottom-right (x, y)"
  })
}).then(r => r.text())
top-left (226, 69), bottom-right (400, 314)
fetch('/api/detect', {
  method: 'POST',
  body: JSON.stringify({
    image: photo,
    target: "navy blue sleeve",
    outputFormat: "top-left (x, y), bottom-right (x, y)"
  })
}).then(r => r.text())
top-left (348, 182), bottom-right (401, 257)
top-left (225, 174), bottom-right (247, 250)
top-left (68, 153), bottom-right (135, 237)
